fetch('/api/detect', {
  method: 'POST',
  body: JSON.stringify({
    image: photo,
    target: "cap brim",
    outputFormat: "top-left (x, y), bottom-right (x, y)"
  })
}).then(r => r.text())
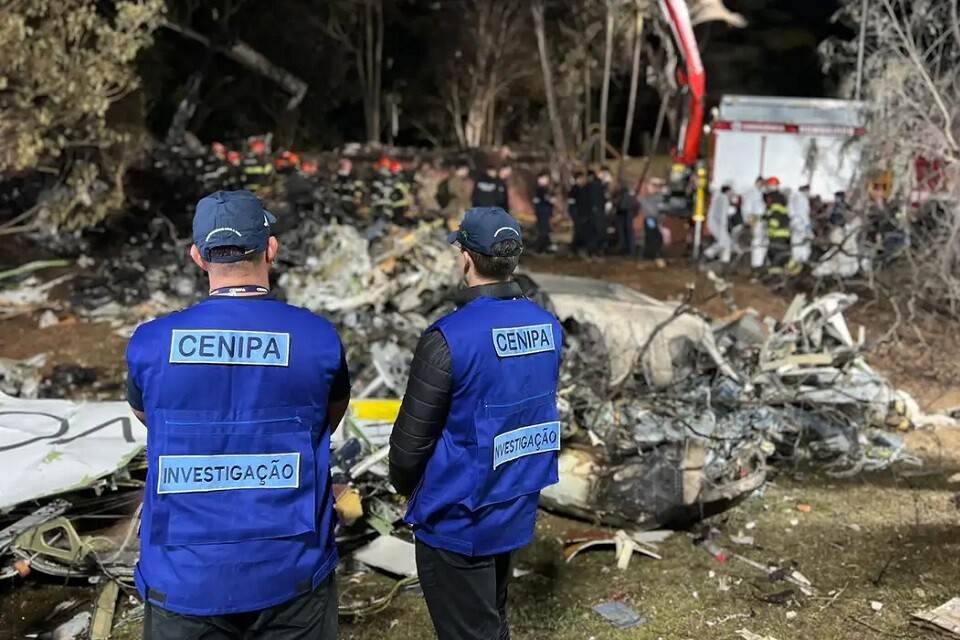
top-left (264, 209), bottom-right (277, 224)
top-left (446, 231), bottom-right (460, 244)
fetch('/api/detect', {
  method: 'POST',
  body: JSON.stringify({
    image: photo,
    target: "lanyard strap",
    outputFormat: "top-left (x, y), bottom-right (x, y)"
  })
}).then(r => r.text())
top-left (209, 285), bottom-right (270, 297)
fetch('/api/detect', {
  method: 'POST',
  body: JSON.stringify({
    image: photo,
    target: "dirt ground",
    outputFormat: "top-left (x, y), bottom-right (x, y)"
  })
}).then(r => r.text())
top-left (1, 254), bottom-right (959, 640)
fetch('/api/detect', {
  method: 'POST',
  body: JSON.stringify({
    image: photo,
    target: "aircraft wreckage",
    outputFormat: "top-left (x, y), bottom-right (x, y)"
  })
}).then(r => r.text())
top-left (0, 219), bottom-right (945, 586)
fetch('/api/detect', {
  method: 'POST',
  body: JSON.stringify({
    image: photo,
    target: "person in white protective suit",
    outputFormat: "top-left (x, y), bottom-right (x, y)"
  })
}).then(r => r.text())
top-left (789, 184), bottom-right (813, 264)
top-left (703, 185), bottom-right (733, 263)
top-left (742, 176), bottom-right (767, 269)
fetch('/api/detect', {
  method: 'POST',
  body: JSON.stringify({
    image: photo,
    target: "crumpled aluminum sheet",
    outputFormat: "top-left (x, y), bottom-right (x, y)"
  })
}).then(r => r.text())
top-left (279, 221), bottom-right (458, 315)
top-left (528, 272), bottom-right (737, 388)
top-left (0, 354), bottom-right (47, 399)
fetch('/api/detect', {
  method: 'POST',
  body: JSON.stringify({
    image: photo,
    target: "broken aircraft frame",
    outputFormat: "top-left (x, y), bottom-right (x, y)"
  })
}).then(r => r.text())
top-left (0, 219), bottom-right (943, 593)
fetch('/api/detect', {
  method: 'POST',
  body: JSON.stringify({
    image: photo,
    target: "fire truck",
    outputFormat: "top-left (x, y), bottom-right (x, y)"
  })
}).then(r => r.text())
top-left (708, 96), bottom-right (867, 199)
top-left (657, 0), bottom-right (868, 214)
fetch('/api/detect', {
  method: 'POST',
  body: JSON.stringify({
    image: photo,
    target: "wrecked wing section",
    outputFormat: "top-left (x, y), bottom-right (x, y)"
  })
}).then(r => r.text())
top-left (0, 393), bottom-right (146, 511)
top-left (526, 272), bottom-right (765, 529)
top-left (0, 394), bottom-right (146, 585)
top-left (540, 442), bottom-right (766, 530)
top-left (528, 271), bottom-right (736, 388)
top-left (529, 273), bottom-right (929, 528)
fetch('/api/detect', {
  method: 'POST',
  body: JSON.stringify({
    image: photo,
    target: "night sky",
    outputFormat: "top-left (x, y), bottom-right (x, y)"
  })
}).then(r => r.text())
top-left (700, 0), bottom-right (847, 99)
top-left (141, 0), bottom-right (848, 149)
top-left (606, 0), bottom-right (847, 154)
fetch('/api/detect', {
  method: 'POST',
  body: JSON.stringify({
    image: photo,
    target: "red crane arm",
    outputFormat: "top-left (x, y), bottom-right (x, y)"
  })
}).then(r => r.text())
top-left (660, 0), bottom-right (705, 167)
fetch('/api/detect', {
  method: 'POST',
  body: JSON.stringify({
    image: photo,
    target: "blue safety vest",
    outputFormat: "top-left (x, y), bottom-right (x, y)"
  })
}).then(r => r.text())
top-left (405, 295), bottom-right (562, 556)
top-left (126, 296), bottom-right (342, 616)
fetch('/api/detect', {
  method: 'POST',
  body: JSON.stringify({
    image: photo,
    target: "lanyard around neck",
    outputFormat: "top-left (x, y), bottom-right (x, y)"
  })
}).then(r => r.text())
top-left (209, 285), bottom-right (269, 297)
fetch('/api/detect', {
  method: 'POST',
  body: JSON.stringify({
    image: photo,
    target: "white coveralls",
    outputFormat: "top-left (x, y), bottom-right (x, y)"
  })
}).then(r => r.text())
top-left (789, 190), bottom-right (812, 263)
top-left (703, 193), bottom-right (732, 263)
top-left (743, 188), bottom-right (767, 268)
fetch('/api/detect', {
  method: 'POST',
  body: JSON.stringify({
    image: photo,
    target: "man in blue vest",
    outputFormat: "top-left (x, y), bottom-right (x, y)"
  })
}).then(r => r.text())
top-left (126, 190), bottom-right (350, 639)
top-left (389, 206), bottom-right (563, 640)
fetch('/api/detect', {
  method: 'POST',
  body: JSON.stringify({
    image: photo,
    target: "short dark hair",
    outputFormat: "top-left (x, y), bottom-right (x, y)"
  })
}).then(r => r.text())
top-left (207, 246), bottom-right (262, 264)
top-left (467, 239), bottom-right (521, 281)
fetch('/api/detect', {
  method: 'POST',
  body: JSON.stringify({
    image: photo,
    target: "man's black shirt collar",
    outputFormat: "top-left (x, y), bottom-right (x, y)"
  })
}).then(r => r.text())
top-left (454, 281), bottom-right (523, 307)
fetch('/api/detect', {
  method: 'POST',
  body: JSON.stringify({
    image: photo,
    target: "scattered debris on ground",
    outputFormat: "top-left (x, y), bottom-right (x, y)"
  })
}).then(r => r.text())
top-left (913, 598), bottom-right (960, 638)
top-left (563, 529), bottom-right (666, 569)
top-left (1, 214), bottom-right (958, 638)
top-left (592, 601), bottom-right (648, 629)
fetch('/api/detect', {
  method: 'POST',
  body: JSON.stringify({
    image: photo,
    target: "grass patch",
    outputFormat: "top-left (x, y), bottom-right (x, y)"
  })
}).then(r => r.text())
top-left (341, 467), bottom-right (960, 639)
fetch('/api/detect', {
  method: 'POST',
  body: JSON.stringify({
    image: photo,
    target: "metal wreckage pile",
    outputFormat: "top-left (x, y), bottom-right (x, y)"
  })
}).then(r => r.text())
top-left (0, 214), bottom-right (954, 631)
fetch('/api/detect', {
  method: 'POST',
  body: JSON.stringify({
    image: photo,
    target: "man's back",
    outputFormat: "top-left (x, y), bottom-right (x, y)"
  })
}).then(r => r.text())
top-left (389, 206), bottom-right (559, 640)
top-left (472, 174), bottom-right (507, 208)
top-left (128, 296), bottom-right (344, 617)
top-left (587, 177), bottom-right (606, 212)
top-left (533, 185), bottom-right (552, 214)
top-left (404, 294), bottom-right (562, 556)
top-left (573, 183), bottom-right (590, 216)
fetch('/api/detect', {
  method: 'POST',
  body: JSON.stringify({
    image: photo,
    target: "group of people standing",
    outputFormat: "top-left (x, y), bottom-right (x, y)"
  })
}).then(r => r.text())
top-left (705, 175), bottom-right (815, 275)
top-left (199, 141), bottom-right (417, 224)
top-left (205, 146), bottom-right (675, 264)
top-left (285, 155), bottom-right (414, 224)
top-left (566, 168), bottom-right (612, 259)
top-left (489, 164), bottom-right (666, 262)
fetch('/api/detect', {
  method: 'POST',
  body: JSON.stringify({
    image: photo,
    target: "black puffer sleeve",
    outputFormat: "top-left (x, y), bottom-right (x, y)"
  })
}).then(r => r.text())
top-left (389, 329), bottom-right (453, 496)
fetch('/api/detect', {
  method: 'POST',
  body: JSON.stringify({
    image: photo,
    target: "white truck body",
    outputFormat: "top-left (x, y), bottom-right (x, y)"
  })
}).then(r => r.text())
top-left (709, 95), bottom-right (868, 201)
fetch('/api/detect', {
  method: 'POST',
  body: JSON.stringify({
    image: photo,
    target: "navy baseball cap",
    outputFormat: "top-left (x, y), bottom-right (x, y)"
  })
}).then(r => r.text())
top-left (447, 207), bottom-right (523, 256)
top-left (193, 190), bottom-right (276, 263)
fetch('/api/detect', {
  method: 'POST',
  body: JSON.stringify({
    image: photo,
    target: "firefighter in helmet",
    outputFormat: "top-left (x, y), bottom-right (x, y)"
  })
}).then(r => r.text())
top-left (763, 177), bottom-right (797, 275)
top-left (242, 140), bottom-right (274, 193)
top-left (371, 157), bottom-right (394, 221)
top-left (225, 151), bottom-right (244, 190)
top-left (281, 154), bottom-right (316, 220)
top-left (389, 161), bottom-right (412, 224)
top-left (333, 159), bottom-right (364, 219)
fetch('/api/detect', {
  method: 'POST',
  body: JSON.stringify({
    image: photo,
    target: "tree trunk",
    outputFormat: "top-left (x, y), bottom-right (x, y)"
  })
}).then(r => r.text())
top-left (372, 0), bottom-right (383, 142)
top-left (162, 22), bottom-right (307, 110)
top-left (363, 0), bottom-right (375, 141)
top-left (532, 1), bottom-right (570, 187)
top-left (620, 7), bottom-right (644, 161)
top-left (639, 89), bottom-right (671, 185)
top-left (449, 91), bottom-right (467, 148)
top-left (485, 97), bottom-right (497, 147)
top-left (598, 0), bottom-right (615, 164)
top-left (464, 92), bottom-right (492, 148)
top-left (166, 70), bottom-right (205, 145)
top-left (584, 58), bottom-right (592, 149)
top-left (356, 43), bottom-right (372, 141)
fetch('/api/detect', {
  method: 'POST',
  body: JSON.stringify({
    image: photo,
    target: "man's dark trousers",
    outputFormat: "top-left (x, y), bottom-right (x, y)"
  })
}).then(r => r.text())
top-left (615, 211), bottom-right (636, 256)
top-left (534, 206), bottom-right (552, 252)
top-left (577, 211), bottom-right (597, 255)
top-left (143, 573), bottom-right (338, 640)
top-left (416, 539), bottom-right (512, 640)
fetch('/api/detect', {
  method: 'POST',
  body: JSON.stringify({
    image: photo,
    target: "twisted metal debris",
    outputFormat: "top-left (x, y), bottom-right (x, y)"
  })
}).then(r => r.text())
top-left (0, 217), bottom-right (947, 595)
top-left (270, 222), bottom-right (932, 529)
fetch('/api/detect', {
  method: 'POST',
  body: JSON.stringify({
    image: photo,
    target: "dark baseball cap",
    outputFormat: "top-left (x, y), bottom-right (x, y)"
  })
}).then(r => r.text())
top-left (193, 190), bottom-right (276, 263)
top-left (447, 206), bottom-right (523, 256)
